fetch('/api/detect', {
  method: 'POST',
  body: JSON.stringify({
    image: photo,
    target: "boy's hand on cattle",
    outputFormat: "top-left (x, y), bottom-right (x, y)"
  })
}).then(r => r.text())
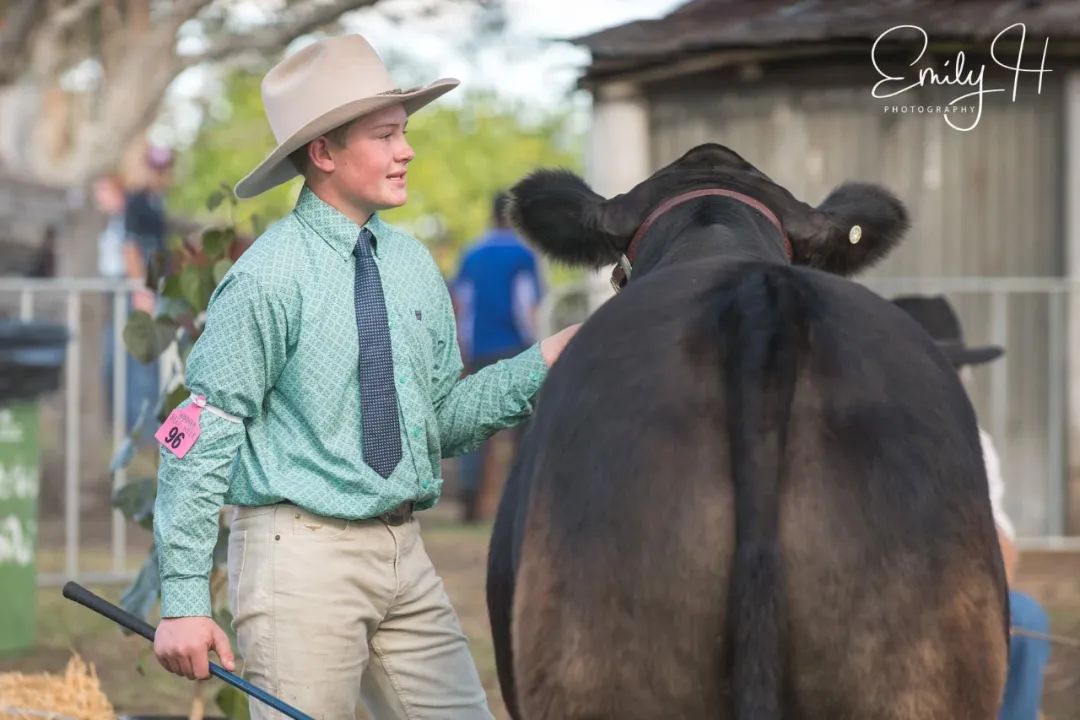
top-left (540, 323), bottom-right (581, 367)
top-left (154, 616), bottom-right (235, 680)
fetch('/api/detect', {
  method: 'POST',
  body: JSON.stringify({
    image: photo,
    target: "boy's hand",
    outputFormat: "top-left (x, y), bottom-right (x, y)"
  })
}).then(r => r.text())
top-left (154, 616), bottom-right (235, 680)
top-left (540, 323), bottom-right (581, 367)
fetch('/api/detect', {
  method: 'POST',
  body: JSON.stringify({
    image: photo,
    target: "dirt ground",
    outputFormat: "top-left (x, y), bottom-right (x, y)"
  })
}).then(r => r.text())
top-left (3, 503), bottom-right (1079, 719)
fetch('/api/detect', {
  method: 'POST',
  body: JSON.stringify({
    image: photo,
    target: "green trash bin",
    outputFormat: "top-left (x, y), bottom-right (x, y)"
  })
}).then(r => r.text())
top-left (0, 320), bottom-right (67, 654)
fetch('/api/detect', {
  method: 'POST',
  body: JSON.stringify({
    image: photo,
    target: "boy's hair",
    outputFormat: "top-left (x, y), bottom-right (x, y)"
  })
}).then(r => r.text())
top-left (288, 118), bottom-right (357, 177)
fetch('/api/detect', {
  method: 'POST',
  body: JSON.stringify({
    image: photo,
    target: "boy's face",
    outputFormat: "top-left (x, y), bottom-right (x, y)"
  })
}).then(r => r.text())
top-left (327, 103), bottom-right (414, 211)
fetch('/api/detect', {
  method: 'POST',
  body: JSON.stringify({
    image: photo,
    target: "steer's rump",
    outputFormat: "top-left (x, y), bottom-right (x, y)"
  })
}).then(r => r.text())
top-left (496, 260), bottom-right (1007, 720)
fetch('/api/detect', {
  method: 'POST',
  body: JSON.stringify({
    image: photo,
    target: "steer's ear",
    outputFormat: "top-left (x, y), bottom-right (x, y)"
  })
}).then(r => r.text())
top-left (786, 183), bottom-right (909, 276)
top-left (508, 170), bottom-right (637, 267)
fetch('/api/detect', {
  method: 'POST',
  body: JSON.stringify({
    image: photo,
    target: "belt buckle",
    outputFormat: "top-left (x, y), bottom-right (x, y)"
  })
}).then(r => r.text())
top-left (381, 501), bottom-right (413, 526)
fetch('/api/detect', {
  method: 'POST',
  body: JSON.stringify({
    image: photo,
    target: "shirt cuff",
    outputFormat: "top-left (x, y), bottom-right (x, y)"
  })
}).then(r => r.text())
top-left (512, 342), bottom-right (549, 394)
top-left (160, 577), bottom-right (212, 618)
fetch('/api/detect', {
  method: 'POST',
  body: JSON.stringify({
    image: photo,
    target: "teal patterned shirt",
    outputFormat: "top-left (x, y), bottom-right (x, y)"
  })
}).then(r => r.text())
top-left (155, 187), bottom-right (549, 617)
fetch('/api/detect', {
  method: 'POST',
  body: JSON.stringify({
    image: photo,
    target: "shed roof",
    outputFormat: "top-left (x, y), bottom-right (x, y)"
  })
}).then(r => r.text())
top-left (575, 0), bottom-right (1080, 81)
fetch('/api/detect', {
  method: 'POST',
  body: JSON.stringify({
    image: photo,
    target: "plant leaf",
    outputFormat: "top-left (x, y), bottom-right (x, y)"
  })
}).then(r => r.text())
top-left (122, 311), bottom-right (157, 363)
top-left (156, 295), bottom-right (192, 322)
top-left (111, 477), bottom-right (157, 531)
top-left (154, 316), bottom-right (177, 353)
top-left (216, 685), bottom-right (251, 720)
top-left (160, 384), bottom-right (189, 421)
top-left (206, 191), bottom-right (225, 212)
top-left (212, 524), bottom-right (230, 569)
top-left (180, 265), bottom-right (206, 312)
top-left (119, 543), bottom-right (161, 623)
top-left (202, 228), bottom-right (227, 261)
top-left (108, 438), bottom-right (135, 473)
top-left (213, 258), bottom-right (233, 285)
top-left (161, 273), bottom-right (184, 301)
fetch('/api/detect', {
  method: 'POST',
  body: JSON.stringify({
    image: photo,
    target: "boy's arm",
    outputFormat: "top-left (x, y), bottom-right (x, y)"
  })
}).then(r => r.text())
top-left (155, 271), bottom-right (291, 617)
top-left (429, 278), bottom-right (548, 457)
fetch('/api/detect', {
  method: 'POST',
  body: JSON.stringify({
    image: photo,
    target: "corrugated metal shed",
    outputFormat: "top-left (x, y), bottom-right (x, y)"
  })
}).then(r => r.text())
top-left (575, 0), bottom-right (1077, 535)
top-left (650, 78), bottom-right (1065, 534)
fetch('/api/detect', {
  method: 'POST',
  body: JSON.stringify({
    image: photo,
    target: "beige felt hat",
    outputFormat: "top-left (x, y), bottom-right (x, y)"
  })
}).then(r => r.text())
top-left (234, 34), bottom-right (459, 198)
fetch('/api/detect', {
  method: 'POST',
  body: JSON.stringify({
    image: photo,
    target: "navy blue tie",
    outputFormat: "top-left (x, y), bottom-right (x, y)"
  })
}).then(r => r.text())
top-left (353, 228), bottom-right (402, 479)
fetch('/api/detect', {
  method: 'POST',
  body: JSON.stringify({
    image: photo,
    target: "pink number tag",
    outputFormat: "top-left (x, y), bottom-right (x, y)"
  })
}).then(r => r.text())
top-left (155, 396), bottom-right (204, 459)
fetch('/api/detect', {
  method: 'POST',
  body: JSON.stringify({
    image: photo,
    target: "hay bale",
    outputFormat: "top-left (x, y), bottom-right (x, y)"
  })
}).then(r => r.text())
top-left (0, 654), bottom-right (115, 720)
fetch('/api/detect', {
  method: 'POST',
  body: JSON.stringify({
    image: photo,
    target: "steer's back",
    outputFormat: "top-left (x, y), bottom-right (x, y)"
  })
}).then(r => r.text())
top-left (490, 259), bottom-right (1008, 720)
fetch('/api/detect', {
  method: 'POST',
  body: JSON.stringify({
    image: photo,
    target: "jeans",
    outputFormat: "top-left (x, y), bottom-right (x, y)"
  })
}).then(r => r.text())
top-left (1000, 590), bottom-right (1052, 720)
top-left (102, 298), bottom-right (160, 444)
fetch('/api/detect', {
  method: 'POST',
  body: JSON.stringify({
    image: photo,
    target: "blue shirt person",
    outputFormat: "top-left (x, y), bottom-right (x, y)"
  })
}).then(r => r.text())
top-left (452, 191), bottom-right (543, 521)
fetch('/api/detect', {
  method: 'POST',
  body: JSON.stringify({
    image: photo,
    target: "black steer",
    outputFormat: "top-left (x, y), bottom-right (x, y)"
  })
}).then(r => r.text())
top-left (486, 143), bottom-right (1008, 720)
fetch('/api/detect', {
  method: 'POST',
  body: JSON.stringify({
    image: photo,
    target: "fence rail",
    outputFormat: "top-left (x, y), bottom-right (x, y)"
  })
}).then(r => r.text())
top-left (543, 273), bottom-right (1080, 546)
top-left (2, 274), bottom-right (1076, 589)
top-left (1, 278), bottom-right (147, 587)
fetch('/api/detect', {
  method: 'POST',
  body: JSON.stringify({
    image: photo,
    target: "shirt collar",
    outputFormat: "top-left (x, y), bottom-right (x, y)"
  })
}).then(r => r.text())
top-left (293, 185), bottom-right (389, 261)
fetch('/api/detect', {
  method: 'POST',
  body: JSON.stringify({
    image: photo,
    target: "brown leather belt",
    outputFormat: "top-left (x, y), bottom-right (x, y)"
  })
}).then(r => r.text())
top-left (379, 500), bottom-right (414, 526)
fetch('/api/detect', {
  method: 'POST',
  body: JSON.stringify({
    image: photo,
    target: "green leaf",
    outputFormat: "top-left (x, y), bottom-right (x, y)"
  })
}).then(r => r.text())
top-left (124, 311), bottom-right (175, 364)
top-left (108, 438), bottom-right (135, 473)
top-left (154, 316), bottom-right (177, 352)
top-left (212, 524), bottom-right (230, 569)
top-left (161, 273), bottom-right (184, 301)
top-left (249, 214), bottom-right (265, 238)
top-left (123, 311), bottom-right (157, 363)
top-left (206, 190), bottom-right (225, 212)
top-left (119, 543), bottom-right (161, 624)
top-left (160, 384), bottom-right (189, 421)
top-left (128, 396), bottom-right (154, 439)
top-left (216, 685), bottom-right (251, 720)
top-left (111, 477), bottom-right (157, 531)
top-left (179, 339), bottom-right (194, 365)
top-left (213, 258), bottom-right (233, 285)
top-left (156, 295), bottom-right (192, 322)
top-left (180, 264), bottom-right (207, 312)
top-left (220, 181), bottom-right (237, 206)
top-left (202, 228), bottom-right (227, 261)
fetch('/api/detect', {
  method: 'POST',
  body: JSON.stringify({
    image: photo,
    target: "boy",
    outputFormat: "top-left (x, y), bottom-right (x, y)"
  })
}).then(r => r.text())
top-left (152, 34), bottom-right (577, 719)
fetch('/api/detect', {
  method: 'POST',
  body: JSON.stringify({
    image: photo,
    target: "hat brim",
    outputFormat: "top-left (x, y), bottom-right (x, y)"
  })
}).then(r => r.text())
top-left (944, 344), bottom-right (1004, 366)
top-left (234, 78), bottom-right (460, 199)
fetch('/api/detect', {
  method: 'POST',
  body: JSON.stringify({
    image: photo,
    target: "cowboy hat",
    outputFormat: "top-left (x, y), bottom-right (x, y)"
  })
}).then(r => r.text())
top-left (891, 294), bottom-right (1004, 366)
top-left (234, 34), bottom-right (459, 199)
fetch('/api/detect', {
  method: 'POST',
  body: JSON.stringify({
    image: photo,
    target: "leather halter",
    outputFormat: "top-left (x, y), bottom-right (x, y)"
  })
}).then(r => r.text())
top-left (610, 188), bottom-right (794, 293)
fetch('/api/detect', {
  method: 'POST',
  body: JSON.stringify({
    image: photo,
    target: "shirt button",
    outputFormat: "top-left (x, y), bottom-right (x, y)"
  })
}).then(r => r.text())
top-left (398, 376), bottom-right (407, 386)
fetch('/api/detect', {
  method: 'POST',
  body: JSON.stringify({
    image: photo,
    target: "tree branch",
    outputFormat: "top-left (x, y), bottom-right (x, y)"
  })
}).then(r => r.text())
top-left (0, 0), bottom-right (46, 84)
top-left (180, 0), bottom-right (380, 68)
top-left (49, 0), bottom-right (101, 33)
top-left (167, 0), bottom-right (218, 33)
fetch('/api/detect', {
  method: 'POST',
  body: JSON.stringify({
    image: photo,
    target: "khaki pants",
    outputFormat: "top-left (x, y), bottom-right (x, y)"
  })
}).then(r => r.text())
top-left (227, 504), bottom-right (494, 720)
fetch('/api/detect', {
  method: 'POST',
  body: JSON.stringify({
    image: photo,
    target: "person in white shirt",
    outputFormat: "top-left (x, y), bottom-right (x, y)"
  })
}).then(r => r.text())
top-left (892, 295), bottom-right (1050, 720)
